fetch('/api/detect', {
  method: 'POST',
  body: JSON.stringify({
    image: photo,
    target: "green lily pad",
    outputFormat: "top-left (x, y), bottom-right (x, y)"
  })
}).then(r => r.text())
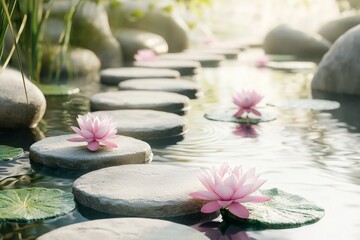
top-left (278, 99), bottom-right (340, 110)
top-left (268, 55), bottom-right (297, 62)
top-left (221, 188), bottom-right (325, 229)
top-left (36, 84), bottom-right (80, 96)
top-left (266, 61), bottom-right (316, 72)
top-left (0, 145), bottom-right (23, 161)
top-left (0, 188), bottom-right (75, 222)
top-left (205, 108), bottom-right (276, 124)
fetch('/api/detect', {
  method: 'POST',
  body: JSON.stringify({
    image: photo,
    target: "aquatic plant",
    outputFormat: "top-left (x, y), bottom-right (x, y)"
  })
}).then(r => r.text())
top-left (233, 90), bottom-right (263, 118)
top-left (68, 113), bottom-right (118, 151)
top-left (134, 49), bottom-right (158, 61)
top-left (190, 163), bottom-right (270, 218)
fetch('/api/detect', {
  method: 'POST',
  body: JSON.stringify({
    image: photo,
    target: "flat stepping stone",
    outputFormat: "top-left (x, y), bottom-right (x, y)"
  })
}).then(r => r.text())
top-left (92, 110), bottom-right (188, 140)
top-left (90, 91), bottom-right (190, 115)
top-left (29, 135), bottom-right (152, 170)
top-left (38, 218), bottom-right (209, 240)
top-left (134, 60), bottom-right (201, 76)
top-left (265, 61), bottom-right (316, 72)
top-left (185, 48), bottom-right (239, 60)
top-left (118, 78), bottom-right (201, 99)
top-left (73, 165), bottom-right (209, 217)
top-left (100, 67), bottom-right (180, 85)
top-left (159, 53), bottom-right (225, 67)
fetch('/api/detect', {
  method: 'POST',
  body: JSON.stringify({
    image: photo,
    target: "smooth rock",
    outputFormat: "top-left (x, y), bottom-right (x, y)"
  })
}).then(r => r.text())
top-left (107, 2), bottom-right (189, 52)
top-left (29, 135), bottom-right (152, 169)
top-left (73, 165), bottom-right (208, 217)
top-left (159, 53), bottom-right (224, 67)
top-left (45, 1), bottom-right (122, 68)
top-left (90, 91), bottom-right (190, 115)
top-left (100, 67), bottom-right (180, 85)
top-left (185, 48), bottom-right (239, 60)
top-left (318, 15), bottom-right (360, 43)
top-left (263, 25), bottom-right (331, 59)
top-left (41, 46), bottom-right (101, 78)
top-left (312, 25), bottom-right (360, 95)
top-left (114, 28), bottom-right (168, 63)
top-left (134, 60), bottom-right (200, 76)
top-left (38, 218), bottom-right (209, 240)
top-left (92, 110), bottom-right (188, 140)
top-left (0, 68), bottom-right (46, 129)
top-left (118, 78), bottom-right (200, 98)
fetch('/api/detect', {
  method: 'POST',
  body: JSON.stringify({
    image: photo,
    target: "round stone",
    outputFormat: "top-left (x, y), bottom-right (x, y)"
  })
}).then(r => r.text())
top-left (159, 53), bottom-right (225, 67)
top-left (100, 67), bottom-right (180, 85)
top-left (73, 165), bottom-right (208, 217)
top-left (90, 91), bottom-right (190, 115)
top-left (185, 48), bottom-right (239, 60)
top-left (38, 218), bottom-right (209, 240)
top-left (92, 110), bottom-right (188, 140)
top-left (134, 60), bottom-right (201, 76)
top-left (118, 78), bottom-right (201, 99)
top-left (29, 135), bottom-right (152, 170)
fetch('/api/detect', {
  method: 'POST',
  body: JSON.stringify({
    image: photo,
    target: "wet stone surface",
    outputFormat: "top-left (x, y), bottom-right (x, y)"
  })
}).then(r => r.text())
top-left (29, 135), bottom-right (152, 170)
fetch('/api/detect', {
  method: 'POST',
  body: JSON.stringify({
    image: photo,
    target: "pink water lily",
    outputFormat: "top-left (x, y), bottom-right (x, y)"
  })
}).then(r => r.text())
top-left (134, 49), bottom-right (158, 61)
top-left (190, 163), bottom-right (270, 219)
top-left (255, 54), bottom-right (269, 67)
top-left (67, 113), bottom-right (118, 151)
top-left (233, 90), bottom-right (263, 118)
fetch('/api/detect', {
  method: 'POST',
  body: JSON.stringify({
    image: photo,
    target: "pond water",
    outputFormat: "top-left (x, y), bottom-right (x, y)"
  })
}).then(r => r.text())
top-left (1, 49), bottom-right (360, 240)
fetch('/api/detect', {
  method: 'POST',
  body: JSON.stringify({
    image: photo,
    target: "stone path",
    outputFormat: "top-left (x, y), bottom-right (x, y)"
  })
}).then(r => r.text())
top-left (134, 60), bottom-right (201, 76)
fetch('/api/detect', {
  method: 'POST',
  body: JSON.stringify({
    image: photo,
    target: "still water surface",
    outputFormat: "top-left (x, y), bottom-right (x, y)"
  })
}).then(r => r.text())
top-left (1, 50), bottom-right (360, 240)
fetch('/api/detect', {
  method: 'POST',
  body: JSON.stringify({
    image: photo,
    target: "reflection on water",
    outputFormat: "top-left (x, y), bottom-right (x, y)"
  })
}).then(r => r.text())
top-left (1, 50), bottom-right (360, 240)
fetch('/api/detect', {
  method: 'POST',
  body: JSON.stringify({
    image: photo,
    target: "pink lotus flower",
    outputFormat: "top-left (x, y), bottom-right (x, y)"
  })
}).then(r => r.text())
top-left (67, 113), bottom-right (118, 151)
top-left (134, 49), bottom-right (158, 61)
top-left (233, 90), bottom-right (264, 118)
top-left (255, 55), bottom-right (269, 67)
top-left (190, 163), bottom-right (270, 219)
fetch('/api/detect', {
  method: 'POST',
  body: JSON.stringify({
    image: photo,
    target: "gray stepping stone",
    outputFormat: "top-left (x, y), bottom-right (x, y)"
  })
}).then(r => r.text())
top-left (118, 78), bottom-right (201, 99)
top-left (38, 218), bottom-right (209, 240)
top-left (90, 91), bottom-right (190, 115)
top-left (185, 48), bottom-right (239, 60)
top-left (100, 67), bottom-right (180, 85)
top-left (134, 60), bottom-right (201, 76)
top-left (29, 135), bottom-right (152, 170)
top-left (159, 53), bottom-right (225, 67)
top-left (73, 165), bottom-right (209, 217)
top-left (92, 110), bottom-right (188, 140)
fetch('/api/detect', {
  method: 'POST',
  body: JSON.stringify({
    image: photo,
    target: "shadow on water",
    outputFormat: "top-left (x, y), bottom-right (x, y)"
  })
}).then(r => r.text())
top-left (312, 90), bottom-right (360, 133)
top-left (0, 128), bottom-right (45, 151)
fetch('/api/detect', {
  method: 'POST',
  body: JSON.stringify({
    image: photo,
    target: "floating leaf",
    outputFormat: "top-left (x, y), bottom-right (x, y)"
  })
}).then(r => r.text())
top-left (268, 55), bottom-right (297, 62)
top-left (205, 108), bottom-right (276, 124)
top-left (0, 145), bottom-right (23, 161)
top-left (0, 188), bottom-right (75, 222)
top-left (278, 99), bottom-right (340, 111)
top-left (266, 61), bottom-right (315, 72)
top-left (36, 84), bottom-right (80, 96)
top-left (221, 188), bottom-right (325, 229)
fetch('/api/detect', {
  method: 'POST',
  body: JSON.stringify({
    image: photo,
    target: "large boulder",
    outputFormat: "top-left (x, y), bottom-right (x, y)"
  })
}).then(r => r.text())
top-left (0, 68), bottom-right (46, 129)
top-left (312, 25), bottom-right (360, 95)
top-left (41, 46), bottom-right (101, 78)
top-left (263, 25), bottom-right (331, 59)
top-left (107, 1), bottom-right (189, 52)
top-left (44, 1), bottom-right (122, 68)
top-left (318, 15), bottom-right (360, 43)
top-left (114, 28), bottom-right (168, 63)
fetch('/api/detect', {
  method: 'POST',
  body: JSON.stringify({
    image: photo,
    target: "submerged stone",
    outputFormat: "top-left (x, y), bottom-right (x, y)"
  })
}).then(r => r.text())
top-left (100, 67), bottom-right (180, 85)
top-left (92, 110), bottom-right (188, 140)
top-left (0, 68), bottom-right (46, 129)
top-left (312, 25), bottom-right (360, 95)
top-left (159, 53), bottom-right (225, 67)
top-left (134, 60), bottom-right (201, 76)
top-left (263, 25), bottom-right (331, 59)
top-left (90, 91), bottom-right (190, 115)
top-left (73, 165), bottom-right (210, 217)
top-left (118, 78), bottom-right (201, 98)
top-left (38, 218), bottom-right (209, 240)
top-left (29, 135), bottom-right (152, 170)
